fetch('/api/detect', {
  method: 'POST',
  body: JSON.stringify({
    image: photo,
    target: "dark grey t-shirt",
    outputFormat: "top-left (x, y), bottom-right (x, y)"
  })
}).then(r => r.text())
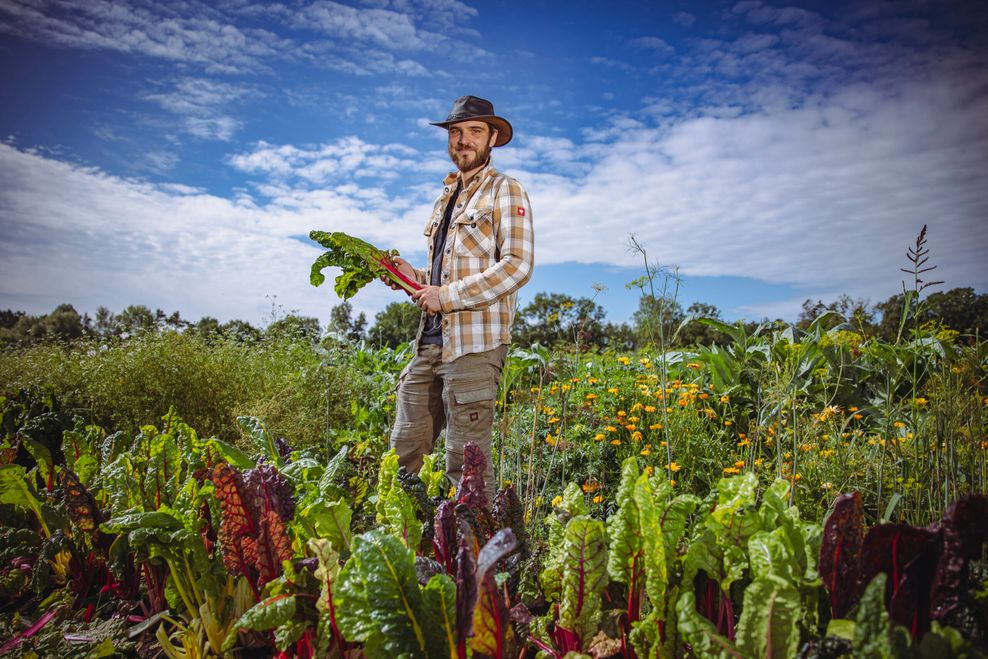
top-left (420, 181), bottom-right (461, 345)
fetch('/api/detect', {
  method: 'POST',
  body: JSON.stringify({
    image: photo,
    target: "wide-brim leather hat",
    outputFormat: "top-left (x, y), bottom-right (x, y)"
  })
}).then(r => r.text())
top-left (430, 95), bottom-right (512, 147)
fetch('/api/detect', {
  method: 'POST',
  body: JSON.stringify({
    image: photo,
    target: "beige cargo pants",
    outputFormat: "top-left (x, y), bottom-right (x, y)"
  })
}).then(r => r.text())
top-left (390, 343), bottom-right (507, 505)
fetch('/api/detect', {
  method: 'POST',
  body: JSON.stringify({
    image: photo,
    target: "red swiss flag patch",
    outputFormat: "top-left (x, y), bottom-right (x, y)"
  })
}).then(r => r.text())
top-left (516, 206), bottom-right (526, 217)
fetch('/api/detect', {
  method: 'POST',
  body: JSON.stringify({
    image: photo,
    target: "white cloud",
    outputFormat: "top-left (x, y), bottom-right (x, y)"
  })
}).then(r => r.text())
top-left (0, 143), bottom-right (423, 324)
top-left (0, 0), bottom-right (290, 73)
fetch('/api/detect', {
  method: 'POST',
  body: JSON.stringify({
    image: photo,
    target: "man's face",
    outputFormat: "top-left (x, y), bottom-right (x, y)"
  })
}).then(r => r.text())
top-left (447, 120), bottom-right (497, 173)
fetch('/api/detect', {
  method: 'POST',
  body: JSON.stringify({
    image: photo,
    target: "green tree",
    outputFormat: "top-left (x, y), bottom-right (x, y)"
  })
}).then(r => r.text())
top-left (512, 292), bottom-right (608, 349)
top-left (632, 295), bottom-right (684, 348)
top-left (327, 301), bottom-right (367, 342)
top-left (267, 314), bottom-right (321, 342)
top-left (115, 305), bottom-right (157, 336)
top-left (367, 302), bottom-right (420, 348)
top-left (220, 319), bottom-right (262, 342)
top-left (678, 302), bottom-right (731, 347)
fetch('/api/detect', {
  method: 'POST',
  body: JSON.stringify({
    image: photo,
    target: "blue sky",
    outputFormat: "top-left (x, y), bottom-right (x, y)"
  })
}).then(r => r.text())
top-left (1, 0), bottom-right (986, 328)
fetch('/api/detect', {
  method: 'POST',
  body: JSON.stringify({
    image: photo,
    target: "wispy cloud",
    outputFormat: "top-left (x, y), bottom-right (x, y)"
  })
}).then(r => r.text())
top-left (0, 0), bottom-right (290, 73)
top-left (141, 77), bottom-right (255, 141)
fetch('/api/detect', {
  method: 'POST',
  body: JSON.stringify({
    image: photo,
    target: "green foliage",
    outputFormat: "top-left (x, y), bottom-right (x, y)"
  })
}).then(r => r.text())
top-left (0, 331), bottom-right (365, 450)
top-left (335, 529), bottom-right (452, 658)
top-left (367, 301), bottom-right (421, 349)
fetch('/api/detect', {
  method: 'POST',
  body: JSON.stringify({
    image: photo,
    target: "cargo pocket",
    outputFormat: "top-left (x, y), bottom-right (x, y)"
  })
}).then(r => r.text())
top-left (450, 377), bottom-right (495, 437)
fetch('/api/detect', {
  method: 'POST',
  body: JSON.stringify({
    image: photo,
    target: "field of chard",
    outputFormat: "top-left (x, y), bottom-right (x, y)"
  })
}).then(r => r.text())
top-left (1, 304), bottom-right (987, 657)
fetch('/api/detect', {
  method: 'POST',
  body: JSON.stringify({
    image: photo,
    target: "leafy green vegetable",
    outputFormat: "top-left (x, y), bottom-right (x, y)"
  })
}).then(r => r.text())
top-left (309, 230), bottom-right (422, 299)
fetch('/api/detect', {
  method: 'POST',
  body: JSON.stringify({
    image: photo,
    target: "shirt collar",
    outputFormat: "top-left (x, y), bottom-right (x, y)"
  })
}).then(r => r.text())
top-left (443, 159), bottom-right (497, 190)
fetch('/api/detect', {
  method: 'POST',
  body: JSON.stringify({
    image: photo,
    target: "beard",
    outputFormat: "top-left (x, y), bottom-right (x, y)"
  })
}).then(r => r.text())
top-left (448, 140), bottom-right (491, 172)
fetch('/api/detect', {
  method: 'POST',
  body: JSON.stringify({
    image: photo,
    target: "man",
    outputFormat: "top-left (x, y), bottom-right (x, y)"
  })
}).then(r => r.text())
top-left (388, 95), bottom-right (534, 505)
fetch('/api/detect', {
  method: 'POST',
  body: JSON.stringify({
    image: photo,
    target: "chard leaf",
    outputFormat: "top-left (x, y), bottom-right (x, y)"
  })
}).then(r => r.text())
top-left (675, 591), bottom-right (743, 658)
top-left (819, 491), bottom-right (865, 619)
top-left (301, 498), bottom-right (352, 553)
top-left (558, 515), bottom-right (609, 648)
top-left (748, 528), bottom-right (798, 583)
top-left (853, 573), bottom-right (914, 658)
top-left (335, 529), bottom-right (447, 657)
top-left (0, 464), bottom-right (49, 536)
top-left (735, 576), bottom-right (801, 659)
top-left (205, 438), bottom-right (254, 469)
top-left (418, 453), bottom-right (445, 499)
top-left (540, 482), bottom-right (588, 600)
top-left (223, 594), bottom-right (297, 652)
top-left (607, 458), bottom-right (644, 586)
top-left (637, 474), bottom-right (667, 617)
top-left (236, 416), bottom-right (282, 467)
top-left (423, 574), bottom-right (457, 659)
top-left (308, 537), bottom-right (341, 618)
top-left (375, 451), bottom-right (422, 549)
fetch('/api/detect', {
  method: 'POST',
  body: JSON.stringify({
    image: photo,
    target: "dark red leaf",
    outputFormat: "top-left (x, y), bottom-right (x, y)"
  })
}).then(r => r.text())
top-left (819, 491), bottom-right (865, 618)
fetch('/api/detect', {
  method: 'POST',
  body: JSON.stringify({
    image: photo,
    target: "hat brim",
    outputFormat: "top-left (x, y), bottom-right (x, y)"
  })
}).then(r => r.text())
top-left (431, 115), bottom-right (513, 147)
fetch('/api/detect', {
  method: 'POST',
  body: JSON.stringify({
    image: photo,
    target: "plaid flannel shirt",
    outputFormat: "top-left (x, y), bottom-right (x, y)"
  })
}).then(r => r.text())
top-left (411, 161), bottom-right (534, 362)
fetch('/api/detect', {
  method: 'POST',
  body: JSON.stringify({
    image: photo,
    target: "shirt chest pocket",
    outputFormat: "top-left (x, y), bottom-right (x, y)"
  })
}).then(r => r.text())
top-left (452, 207), bottom-right (495, 259)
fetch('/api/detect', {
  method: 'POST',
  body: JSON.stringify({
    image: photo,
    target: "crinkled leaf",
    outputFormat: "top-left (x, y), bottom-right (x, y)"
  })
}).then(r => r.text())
top-left (735, 576), bottom-right (802, 659)
top-left (237, 416), bottom-right (282, 466)
top-left (853, 573), bottom-right (914, 658)
top-left (376, 451), bottom-right (422, 549)
top-left (204, 438), bottom-right (254, 470)
top-left (301, 498), bottom-right (352, 553)
top-left (559, 515), bottom-right (609, 648)
top-left (607, 457), bottom-right (644, 586)
top-left (223, 594), bottom-right (297, 652)
top-left (819, 491), bottom-right (865, 619)
top-left (0, 463), bottom-right (49, 535)
top-left (334, 529), bottom-right (446, 657)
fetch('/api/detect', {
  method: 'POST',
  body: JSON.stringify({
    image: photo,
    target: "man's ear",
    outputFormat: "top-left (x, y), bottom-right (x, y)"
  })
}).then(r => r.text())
top-left (488, 128), bottom-right (498, 148)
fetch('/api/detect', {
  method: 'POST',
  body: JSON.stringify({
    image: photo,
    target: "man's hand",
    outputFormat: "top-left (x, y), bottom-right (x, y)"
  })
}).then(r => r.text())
top-left (412, 285), bottom-right (443, 314)
top-left (382, 256), bottom-right (416, 291)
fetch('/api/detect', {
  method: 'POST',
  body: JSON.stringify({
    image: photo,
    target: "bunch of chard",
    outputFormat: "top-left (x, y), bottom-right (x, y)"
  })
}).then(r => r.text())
top-left (309, 230), bottom-right (422, 300)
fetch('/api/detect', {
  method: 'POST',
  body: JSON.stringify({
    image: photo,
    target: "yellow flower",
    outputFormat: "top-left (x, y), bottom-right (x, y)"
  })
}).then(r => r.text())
top-left (737, 438), bottom-right (751, 447)
top-left (644, 466), bottom-right (654, 476)
top-left (893, 421), bottom-right (906, 429)
top-left (720, 395), bottom-right (730, 403)
top-left (734, 460), bottom-right (745, 468)
top-left (625, 424), bottom-right (637, 432)
top-left (631, 402), bottom-right (643, 412)
top-left (754, 458), bottom-right (764, 466)
top-left (617, 410), bottom-right (627, 418)
top-left (618, 356), bottom-right (631, 365)
top-left (585, 393), bottom-right (598, 400)
top-left (551, 495), bottom-right (563, 507)
top-left (640, 447), bottom-right (651, 456)
top-left (631, 431), bottom-right (644, 442)
top-left (853, 414), bottom-right (863, 420)
top-left (582, 480), bottom-right (600, 493)
top-left (687, 363), bottom-right (701, 370)
top-left (699, 392), bottom-right (709, 400)
top-left (561, 384), bottom-right (571, 392)
top-left (649, 423), bottom-right (663, 431)
top-left (724, 420), bottom-right (733, 427)
top-left (628, 416), bottom-right (640, 423)
top-left (723, 466), bottom-right (740, 474)
top-left (592, 494), bottom-right (604, 504)
top-left (588, 377), bottom-right (599, 384)
top-left (548, 417), bottom-right (560, 424)
top-left (849, 406), bottom-right (859, 412)
top-left (667, 462), bottom-right (681, 472)
top-left (608, 387), bottom-right (620, 394)
top-left (594, 433), bottom-right (606, 441)
top-left (606, 425), bottom-right (618, 433)
top-left (644, 405), bottom-right (656, 413)
top-left (610, 439), bottom-right (622, 446)
top-left (570, 377), bottom-right (581, 383)
top-left (819, 449), bottom-right (835, 458)
top-left (913, 397), bottom-right (927, 406)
